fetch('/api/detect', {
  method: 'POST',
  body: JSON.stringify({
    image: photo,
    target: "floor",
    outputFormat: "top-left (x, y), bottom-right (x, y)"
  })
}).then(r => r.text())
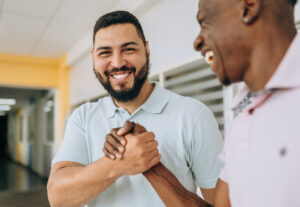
top-left (0, 156), bottom-right (50, 207)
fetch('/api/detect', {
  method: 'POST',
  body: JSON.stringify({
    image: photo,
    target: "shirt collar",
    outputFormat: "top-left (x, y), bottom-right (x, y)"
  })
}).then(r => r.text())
top-left (232, 33), bottom-right (299, 112)
top-left (140, 82), bottom-right (169, 114)
top-left (266, 32), bottom-right (300, 89)
top-left (102, 95), bottom-right (118, 118)
top-left (102, 82), bottom-right (169, 118)
top-left (231, 85), bottom-right (275, 112)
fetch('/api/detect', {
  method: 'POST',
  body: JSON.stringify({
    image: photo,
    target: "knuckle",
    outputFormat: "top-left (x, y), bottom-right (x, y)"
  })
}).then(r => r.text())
top-left (115, 135), bottom-right (122, 142)
top-left (105, 134), bottom-right (111, 140)
top-left (148, 132), bottom-right (155, 139)
top-left (104, 142), bottom-right (109, 148)
top-left (111, 128), bottom-right (118, 133)
top-left (111, 138), bottom-right (118, 145)
top-left (111, 138), bottom-right (118, 146)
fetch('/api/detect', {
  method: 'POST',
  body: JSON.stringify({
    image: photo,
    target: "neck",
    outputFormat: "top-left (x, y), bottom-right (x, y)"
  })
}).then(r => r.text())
top-left (114, 80), bottom-right (154, 114)
top-left (243, 27), bottom-right (297, 92)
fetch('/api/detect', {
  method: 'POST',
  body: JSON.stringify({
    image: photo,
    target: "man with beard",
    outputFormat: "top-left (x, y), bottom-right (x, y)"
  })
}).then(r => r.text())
top-left (47, 11), bottom-right (223, 207)
top-left (104, 0), bottom-right (300, 206)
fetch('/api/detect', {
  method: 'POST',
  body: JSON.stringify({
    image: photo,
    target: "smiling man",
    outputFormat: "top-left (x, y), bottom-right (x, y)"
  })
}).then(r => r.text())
top-left (105, 0), bottom-right (300, 206)
top-left (194, 0), bottom-right (300, 206)
top-left (47, 11), bottom-right (223, 207)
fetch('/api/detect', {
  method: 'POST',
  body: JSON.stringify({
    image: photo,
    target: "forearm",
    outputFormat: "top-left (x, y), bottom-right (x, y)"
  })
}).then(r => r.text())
top-left (48, 157), bottom-right (121, 207)
top-left (143, 162), bottom-right (213, 207)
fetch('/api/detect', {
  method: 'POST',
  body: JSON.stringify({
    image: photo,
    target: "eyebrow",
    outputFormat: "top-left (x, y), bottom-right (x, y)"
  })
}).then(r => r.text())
top-left (96, 41), bottom-right (138, 52)
top-left (122, 41), bottom-right (138, 47)
top-left (196, 11), bottom-right (201, 19)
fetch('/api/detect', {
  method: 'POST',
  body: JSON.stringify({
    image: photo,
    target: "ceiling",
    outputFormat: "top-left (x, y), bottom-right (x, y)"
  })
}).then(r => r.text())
top-left (0, 0), bottom-right (120, 58)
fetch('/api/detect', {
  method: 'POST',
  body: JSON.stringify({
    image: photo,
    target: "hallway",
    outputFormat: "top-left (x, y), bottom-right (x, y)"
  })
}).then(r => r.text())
top-left (0, 156), bottom-right (50, 206)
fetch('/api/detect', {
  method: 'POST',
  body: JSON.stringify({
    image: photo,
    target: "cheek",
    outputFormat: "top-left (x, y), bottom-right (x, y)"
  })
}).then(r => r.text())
top-left (128, 53), bottom-right (147, 68)
top-left (94, 60), bottom-right (109, 75)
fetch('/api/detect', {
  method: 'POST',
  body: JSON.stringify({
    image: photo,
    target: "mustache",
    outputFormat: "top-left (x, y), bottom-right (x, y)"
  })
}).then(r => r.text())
top-left (104, 66), bottom-right (136, 76)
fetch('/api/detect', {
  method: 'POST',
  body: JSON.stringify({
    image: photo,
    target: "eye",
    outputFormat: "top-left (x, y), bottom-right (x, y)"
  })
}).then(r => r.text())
top-left (123, 48), bottom-right (136, 53)
top-left (98, 51), bottom-right (111, 57)
top-left (199, 20), bottom-right (209, 30)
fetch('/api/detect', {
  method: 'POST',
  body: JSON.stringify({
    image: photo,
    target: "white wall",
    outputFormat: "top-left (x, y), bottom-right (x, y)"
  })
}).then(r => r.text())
top-left (69, 52), bottom-right (105, 105)
top-left (140, 0), bottom-right (200, 75)
top-left (295, 2), bottom-right (300, 21)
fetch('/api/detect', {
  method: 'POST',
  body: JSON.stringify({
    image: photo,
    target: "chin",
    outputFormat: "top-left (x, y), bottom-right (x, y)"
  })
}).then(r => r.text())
top-left (216, 74), bottom-right (231, 86)
top-left (222, 78), bottom-right (231, 86)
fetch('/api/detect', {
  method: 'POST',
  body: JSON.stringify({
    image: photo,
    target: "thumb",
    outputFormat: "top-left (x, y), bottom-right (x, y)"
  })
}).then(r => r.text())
top-left (117, 121), bottom-right (133, 136)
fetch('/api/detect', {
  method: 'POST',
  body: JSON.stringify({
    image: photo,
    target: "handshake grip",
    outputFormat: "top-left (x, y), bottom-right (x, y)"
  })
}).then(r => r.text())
top-left (105, 121), bottom-right (213, 207)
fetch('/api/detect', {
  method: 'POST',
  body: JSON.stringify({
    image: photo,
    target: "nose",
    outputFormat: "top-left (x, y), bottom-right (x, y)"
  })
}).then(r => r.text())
top-left (193, 33), bottom-right (204, 51)
top-left (111, 52), bottom-right (126, 68)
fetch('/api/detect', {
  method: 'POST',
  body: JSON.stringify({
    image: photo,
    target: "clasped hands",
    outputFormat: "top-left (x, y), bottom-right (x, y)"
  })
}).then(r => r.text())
top-left (103, 121), bottom-right (161, 175)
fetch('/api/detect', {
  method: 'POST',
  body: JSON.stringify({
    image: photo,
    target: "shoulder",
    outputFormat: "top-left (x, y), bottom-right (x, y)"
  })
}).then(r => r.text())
top-left (68, 97), bottom-right (108, 123)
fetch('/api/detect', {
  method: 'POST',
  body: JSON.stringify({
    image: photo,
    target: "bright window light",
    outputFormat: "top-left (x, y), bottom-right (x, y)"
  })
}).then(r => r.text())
top-left (0, 99), bottom-right (16, 105)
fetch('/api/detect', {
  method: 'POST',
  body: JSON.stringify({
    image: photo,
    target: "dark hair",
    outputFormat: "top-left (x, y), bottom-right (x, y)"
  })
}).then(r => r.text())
top-left (93, 10), bottom-right (146, 45)
top-left (289, 0), bottom-right (298, 6)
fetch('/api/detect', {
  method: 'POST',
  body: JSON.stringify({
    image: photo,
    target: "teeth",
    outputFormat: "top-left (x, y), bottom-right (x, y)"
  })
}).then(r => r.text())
top-left (205, 51), bottom-right (214, 65)
top-left (112, 73), bottom-right (129, 79)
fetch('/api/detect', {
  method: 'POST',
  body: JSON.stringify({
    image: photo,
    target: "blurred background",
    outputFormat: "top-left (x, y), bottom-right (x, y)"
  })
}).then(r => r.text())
top-left (0, 0), bottom-right (299, 206)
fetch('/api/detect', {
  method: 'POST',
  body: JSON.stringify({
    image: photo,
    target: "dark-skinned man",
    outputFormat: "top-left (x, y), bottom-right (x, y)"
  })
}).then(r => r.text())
top-left (47, 11), bottom-right (223, 207)
top-left (104, 0), bottom-right (300, 206)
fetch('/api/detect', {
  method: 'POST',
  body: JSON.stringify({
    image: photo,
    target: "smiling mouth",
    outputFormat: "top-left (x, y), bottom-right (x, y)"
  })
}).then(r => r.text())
top-left (204, 50), bottom-right (214, 65)
top-left (111, 71), bottom-right (132, 80)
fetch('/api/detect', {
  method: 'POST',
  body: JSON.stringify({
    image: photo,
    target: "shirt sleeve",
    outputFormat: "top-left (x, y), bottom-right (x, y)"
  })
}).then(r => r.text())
top-left (190, 107), bottom-right (224, 189)
top-left (52, 107), bottom-right (89, 166)
top-left (218, 147), bottom-right (228, 182)
top-left (218, 123), bottom-right (232, 183)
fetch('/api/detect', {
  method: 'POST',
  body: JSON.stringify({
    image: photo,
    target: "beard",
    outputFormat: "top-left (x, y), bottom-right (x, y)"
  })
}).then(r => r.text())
top-left (94, 56), bottom-right (149, 103)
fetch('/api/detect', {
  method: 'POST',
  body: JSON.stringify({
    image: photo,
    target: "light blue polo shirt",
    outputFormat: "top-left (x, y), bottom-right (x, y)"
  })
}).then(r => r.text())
top-left (52, 82), bottom-right (224, 207)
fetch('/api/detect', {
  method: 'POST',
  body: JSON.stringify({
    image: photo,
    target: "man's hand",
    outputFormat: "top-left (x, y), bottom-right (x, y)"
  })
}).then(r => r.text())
top-left (103, 121), bottom-right (147, 160)
top-left (104, 121), bottom-right (160, 175)
top-left (116, 131), bottom-right (160, 175)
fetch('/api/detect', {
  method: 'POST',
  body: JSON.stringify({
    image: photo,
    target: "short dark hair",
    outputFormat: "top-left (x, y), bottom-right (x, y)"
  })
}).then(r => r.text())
top-left (93, 10), bottom-right (146, 45)
top-left (289, 0), bottom-right (298, 6)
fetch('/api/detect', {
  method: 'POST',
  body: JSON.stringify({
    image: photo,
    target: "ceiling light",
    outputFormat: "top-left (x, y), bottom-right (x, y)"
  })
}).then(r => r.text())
top-left (0, 105), bottom-right (11, 111)
top-left (0, 99), bottom-right (16, 105)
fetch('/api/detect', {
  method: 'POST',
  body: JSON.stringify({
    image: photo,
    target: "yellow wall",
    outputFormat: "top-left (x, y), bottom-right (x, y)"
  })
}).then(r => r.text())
top-left (0, 53), bottom-right (69, 147)
top-left (0, 53), bottom-right (60, 88)
top-left (57, 55), bottom-right (70, 147)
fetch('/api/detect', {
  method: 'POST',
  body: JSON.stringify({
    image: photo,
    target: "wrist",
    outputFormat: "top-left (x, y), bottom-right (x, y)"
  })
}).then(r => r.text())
top-left (98, 157), bottom-right (125, 179)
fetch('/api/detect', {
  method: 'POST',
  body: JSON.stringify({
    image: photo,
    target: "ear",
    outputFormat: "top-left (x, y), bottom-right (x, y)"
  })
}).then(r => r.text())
top-left (90, 48), bottom-right (94, 58)
top-left (241, 0), bottom-right (262, 24)
top-left (145, 41), bottom-right (150, 58)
